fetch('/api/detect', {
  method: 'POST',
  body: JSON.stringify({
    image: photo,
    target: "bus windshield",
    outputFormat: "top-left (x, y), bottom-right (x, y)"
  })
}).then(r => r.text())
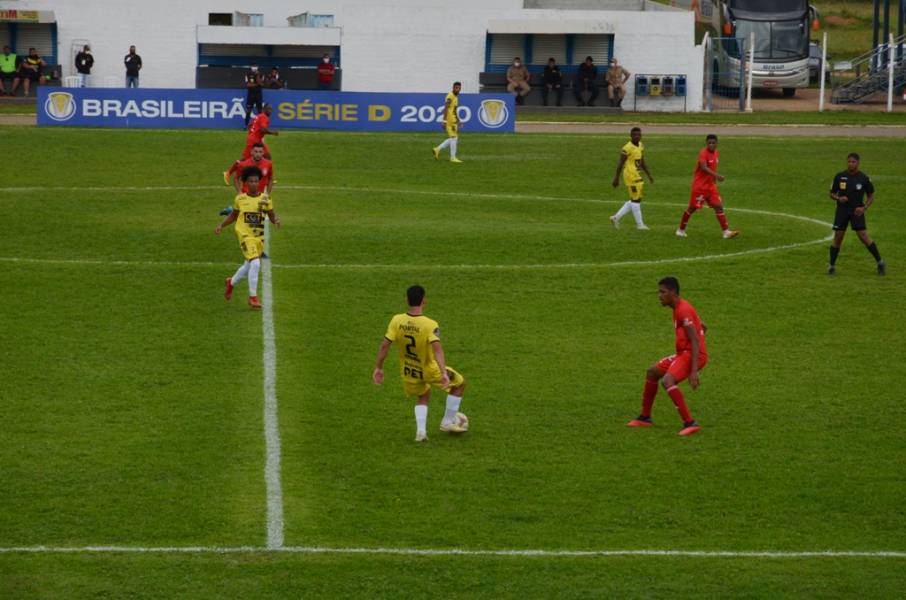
top-left (734, 18), bottom-right (808, 60)
top-left (730, 0), bottom-right (807, 12)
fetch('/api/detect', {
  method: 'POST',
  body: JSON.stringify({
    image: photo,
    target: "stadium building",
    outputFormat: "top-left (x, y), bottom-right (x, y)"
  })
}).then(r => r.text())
top-left (2, 0), bottom-right (705, 110)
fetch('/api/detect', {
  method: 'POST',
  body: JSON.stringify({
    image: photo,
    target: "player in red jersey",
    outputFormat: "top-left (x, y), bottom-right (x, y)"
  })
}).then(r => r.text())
top-left (219, 143), bottom-right (275, 216)
top-left (222, 104), bottom-right (278, 185)
top-left (627, 277), bottom-right (705, 436)
top-left (676, 134), bottom-right (738, 239)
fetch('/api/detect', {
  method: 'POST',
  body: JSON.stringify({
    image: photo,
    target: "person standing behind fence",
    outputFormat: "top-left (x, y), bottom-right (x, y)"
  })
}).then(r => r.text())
top-left (317, 54), bottom-right (335, 90)
top-left (75, 45), bottom-right (93, 88)
top-left (265, 66), bottom-right (284, 90)
top-left (541, 58), bottom-right (564, 107)
top-left (574, 56), bottom-right (599, 107)
top-left (124, 45), bottom-right (141, 88)
top-left (506, 57), bottom-right (531, 105)
top-left (606, 58), bottom-right (630, 107)
top-left (244, 65), bottom-right (263, 128)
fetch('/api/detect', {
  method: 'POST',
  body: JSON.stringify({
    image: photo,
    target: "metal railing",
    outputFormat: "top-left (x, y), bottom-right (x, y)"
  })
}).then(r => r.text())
top-left (831, 34), bottom-right (906, 104)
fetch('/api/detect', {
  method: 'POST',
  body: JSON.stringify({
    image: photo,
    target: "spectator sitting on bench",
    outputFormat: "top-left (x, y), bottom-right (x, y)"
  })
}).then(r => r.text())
top-left (574, 56), bottom-right (599, 107)
top-left (16, 48), bottom-right (47, 97)
top-left (541, 57), bottom-right (564, 107)
top-left (506, 57), bottom-right (531, 105)
top-left (0, 46), bottom-right (18, 96)
top-left (607, 58), bottom-right (630, 107)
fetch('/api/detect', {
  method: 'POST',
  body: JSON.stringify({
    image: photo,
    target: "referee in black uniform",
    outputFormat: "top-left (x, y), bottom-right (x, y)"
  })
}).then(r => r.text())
top-left (244, 65), bottom-right (263, 128)
top-left (828, 152), bottom-right (885, 276)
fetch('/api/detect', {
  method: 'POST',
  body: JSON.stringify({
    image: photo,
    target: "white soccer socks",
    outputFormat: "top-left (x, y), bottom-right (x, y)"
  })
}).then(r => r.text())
top-left (231, 260), bottom-right (250, 286)
top-left (414, 404), bottom-right (428, 436)
top-left (248, 258), bottom-right (261, 296)
top-left (613, 201), bottom-right (633, 222)
top-left (629, 201), bottom-right (646, 228)
top-left (442, 394), bottom-right (462, 425)
top-left (449, 138), bottom-right (458, 160)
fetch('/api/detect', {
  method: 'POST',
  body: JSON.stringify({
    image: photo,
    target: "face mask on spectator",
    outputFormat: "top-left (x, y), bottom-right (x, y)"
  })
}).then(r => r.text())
top-left (323, 57), bottom-right (330, 63)
top-left (514, 61), bottom-right (521, 67)
top-left (251, 66), bottom-right (258, 72)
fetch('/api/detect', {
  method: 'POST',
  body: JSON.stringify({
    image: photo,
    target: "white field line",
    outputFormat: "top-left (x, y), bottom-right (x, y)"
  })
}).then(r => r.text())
top-left (0, 546), bottom-right (903, 558)
top-left (0, 233), bottom-right (830, 272)
top-left (0, 184), bottom-right (832, 271)
top-left (261, 223), bottom-right (285, 549)
top-left (0, 256), bottom-right (234, 268)
top-left (0, 182), bottom-right (838, 229)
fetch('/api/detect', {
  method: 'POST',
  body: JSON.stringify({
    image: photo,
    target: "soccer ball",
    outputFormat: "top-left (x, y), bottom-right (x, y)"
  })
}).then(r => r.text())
top-left (455, 412), bottom-right (469, 431)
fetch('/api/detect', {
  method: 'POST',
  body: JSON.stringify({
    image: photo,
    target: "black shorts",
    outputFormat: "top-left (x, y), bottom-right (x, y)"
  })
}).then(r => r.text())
top-left (19, 69), bottom-right (40, 82)
top-left (0, 71), bottom-right (16, 81)
top-left (833, 205), bottom-right (866, 231)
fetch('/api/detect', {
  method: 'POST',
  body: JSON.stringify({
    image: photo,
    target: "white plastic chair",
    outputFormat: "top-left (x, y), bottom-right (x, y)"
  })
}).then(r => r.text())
top-left (64, 75), bottom-right (81, 88)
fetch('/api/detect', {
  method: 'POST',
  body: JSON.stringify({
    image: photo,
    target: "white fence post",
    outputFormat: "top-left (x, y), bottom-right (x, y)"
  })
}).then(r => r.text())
top-left (745, 32), bottom-right (755, 112)
top-left (702, 31), bottom-right (712, 112)
top-left (819, 31), bottom-right (828, 112)
top-left (888, 33), bottom-right (895, 112)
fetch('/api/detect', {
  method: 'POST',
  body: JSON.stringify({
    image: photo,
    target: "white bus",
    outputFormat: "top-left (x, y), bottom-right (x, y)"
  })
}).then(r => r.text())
top-left (676, 0), bottom-right (819, 97)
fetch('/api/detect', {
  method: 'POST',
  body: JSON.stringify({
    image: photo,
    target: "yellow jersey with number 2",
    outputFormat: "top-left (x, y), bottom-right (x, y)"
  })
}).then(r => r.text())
top-left (385, 313), bottom-right (442, 385)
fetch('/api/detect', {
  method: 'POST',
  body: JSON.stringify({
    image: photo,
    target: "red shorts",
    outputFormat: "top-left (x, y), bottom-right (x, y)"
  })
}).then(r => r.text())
top-left (242, 141), bottom-right (269, 159)
top-left (689, 187), bottom-right (721, 209)
top-left (655, 351), bottom-right (707, 383)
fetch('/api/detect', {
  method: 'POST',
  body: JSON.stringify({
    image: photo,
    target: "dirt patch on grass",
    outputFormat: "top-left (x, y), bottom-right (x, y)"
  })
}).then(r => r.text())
top-left (825, 15), bottom-right (858, 26)
top-left (0, 114), bottom-right (35, 126)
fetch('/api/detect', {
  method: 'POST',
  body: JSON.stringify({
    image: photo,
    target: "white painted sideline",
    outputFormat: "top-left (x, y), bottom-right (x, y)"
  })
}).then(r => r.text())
top-left (261, 223), bottom-right (285, 549)
top-left (0, 546), bottom-right (903, 558)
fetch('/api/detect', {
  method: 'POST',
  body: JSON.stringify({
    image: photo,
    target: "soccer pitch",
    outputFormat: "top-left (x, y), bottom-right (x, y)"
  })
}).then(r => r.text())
top-left (1, 126), bottom-right (904, 597)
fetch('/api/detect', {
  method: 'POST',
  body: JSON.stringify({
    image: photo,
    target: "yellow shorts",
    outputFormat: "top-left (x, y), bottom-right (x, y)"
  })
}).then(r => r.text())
top-left (445, 122), bottom-right (458, 138)
top-left (625, 179), bottom-right (644, 201)
top-left (239, 236), bottom-right (264, 261)
top-left (403, 365), bottom-right (465, 397)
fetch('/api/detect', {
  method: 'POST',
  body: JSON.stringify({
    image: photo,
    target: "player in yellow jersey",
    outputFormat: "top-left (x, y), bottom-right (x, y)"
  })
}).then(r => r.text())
top-left (214, 166), bottom-right (281, 309)
top-left (432, 81), bottom-right (463, 164)
top-left (373, 285), bottom-right (468, 442)
top-left (610, 127), bottom-right (654, 230)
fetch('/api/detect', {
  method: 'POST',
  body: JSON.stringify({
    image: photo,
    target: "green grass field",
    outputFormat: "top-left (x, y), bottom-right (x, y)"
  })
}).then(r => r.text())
top-left (1, 126), bottom-right (905, 598)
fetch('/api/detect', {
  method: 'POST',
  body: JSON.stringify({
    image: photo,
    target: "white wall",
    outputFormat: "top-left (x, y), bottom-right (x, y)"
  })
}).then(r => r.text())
top-left (9, 0), bottom-right (703, 110)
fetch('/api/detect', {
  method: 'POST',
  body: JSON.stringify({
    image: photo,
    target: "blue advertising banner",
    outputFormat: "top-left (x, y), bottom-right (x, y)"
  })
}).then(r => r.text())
top-left (37, 88), bottom-right (514, 133)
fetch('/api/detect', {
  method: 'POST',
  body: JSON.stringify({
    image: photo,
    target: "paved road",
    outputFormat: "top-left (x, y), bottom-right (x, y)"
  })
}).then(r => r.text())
top-left (4, 113), bottom-right (905, 137)
top-left (517, 122), bottom-right (906, 137)
top-left (0, 115), bottom-right (35, 126)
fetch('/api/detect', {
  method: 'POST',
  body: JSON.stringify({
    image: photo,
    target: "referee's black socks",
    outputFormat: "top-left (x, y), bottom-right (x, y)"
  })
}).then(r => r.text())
top-left (830, 245), bottom-right (840, 265)
top-left (866, 242), bottom-right (882, 263)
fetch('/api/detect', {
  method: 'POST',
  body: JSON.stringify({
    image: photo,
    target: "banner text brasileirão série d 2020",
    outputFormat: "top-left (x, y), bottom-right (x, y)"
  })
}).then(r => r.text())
top-left (38, 88), bottom-right (514, 133)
